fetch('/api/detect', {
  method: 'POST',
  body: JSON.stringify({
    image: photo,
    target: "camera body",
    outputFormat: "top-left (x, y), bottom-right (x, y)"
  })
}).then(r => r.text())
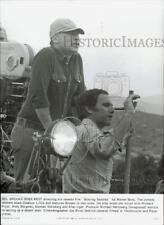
top-left (0, 41), bottom-right (34, 133)
top-left (0, 41), bottom-right (34, 79)
top-left (0, 41), bottom-right (34, 184)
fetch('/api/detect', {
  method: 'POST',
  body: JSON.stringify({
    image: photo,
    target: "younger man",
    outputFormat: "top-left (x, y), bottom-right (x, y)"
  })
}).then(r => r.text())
top-left (63, 89), bottom-right (139, 193)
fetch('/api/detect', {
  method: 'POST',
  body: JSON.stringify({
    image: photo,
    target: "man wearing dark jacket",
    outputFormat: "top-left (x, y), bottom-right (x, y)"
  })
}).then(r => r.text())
top-left (11, 18), bottom-right (85, 188)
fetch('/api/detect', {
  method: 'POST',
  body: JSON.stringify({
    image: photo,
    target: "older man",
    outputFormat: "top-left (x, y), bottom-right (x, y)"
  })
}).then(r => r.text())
top-left (11, 18), bottom-right (85, 188)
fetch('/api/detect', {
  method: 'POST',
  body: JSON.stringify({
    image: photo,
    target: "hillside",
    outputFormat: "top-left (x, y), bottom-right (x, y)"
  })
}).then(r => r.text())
top-left (112, 111), bottom-right (163, 159)
top-left (111, 94), bottom-right (163, 115)
top-left (137, 101), bottom-right (163, 115)
top-left (141, 95), bottom-right (163, 106)
top-left (111, 111), bottom-right (163, 193)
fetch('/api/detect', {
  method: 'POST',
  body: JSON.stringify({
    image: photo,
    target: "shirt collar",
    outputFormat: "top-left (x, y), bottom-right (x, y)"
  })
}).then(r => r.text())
top-left (82, 118), bottom-right (100, 130)
top-left (82, 118), bottom-right (113, 134)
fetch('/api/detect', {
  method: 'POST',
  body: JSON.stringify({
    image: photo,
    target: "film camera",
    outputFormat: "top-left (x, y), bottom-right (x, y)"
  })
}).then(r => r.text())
top-left (0, 40), bottom-right (34, 129)
top-left (0, 40), bottom-right (34, 189)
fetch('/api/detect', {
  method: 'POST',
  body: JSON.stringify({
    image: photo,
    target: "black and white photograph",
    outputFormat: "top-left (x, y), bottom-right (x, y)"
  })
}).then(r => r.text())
top-left (1, 0), bottom-right (164, 224)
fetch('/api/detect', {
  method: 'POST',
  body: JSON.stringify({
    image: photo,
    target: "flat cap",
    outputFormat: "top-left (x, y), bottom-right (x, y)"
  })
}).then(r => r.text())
top-left (50, 18), bottom-right (84, 38)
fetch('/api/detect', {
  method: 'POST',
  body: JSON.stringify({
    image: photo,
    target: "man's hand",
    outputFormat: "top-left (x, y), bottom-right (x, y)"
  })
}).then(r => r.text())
top-left (113, 93), bottom-right (140, 143)
top-left (124, 93), bottom-right (140, 113)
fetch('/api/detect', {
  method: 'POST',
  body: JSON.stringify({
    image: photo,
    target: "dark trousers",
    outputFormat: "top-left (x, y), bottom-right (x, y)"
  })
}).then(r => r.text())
top-left (11, 124), bottom-right (37, 183)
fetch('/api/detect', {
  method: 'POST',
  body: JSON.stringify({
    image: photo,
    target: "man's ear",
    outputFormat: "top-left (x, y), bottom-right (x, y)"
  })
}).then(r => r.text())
top-left (51, 34), bottom-right (59, 44)
top-left (85, 106), bottom-right (93, 114)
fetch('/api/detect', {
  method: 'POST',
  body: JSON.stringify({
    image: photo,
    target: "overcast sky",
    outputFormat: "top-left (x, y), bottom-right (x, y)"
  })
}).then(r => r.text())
top-left (1, 0), bottom-right (164, 97)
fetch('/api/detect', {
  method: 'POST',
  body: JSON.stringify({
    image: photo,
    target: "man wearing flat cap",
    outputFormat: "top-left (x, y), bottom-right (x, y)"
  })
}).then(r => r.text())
top-left (11, 18), bottom-right (85, 191)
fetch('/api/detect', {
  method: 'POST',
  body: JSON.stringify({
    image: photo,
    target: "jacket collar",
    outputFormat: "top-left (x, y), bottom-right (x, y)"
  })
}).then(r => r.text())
top-left (51, 45), bottom-right (77, 63)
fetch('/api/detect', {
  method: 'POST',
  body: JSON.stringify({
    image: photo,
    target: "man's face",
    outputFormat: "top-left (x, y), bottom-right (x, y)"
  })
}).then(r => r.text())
top-left (89, 94), bottom-right (114, 129)
top-left (55, 31), bottom-right (80, 54)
